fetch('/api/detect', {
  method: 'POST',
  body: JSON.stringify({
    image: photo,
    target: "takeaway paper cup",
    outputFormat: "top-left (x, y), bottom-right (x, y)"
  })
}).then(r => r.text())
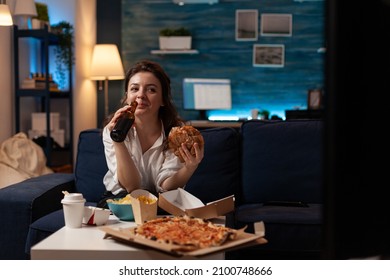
top-left (61, 193), bottom-right (86, 228)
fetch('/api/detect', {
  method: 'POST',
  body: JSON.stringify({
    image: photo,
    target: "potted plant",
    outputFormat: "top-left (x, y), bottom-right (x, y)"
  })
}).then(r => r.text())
top-left (259, 109), bottom-right (270, 120)
top-left (159, 27), bottom-right (192, 50)
top-left (50, 21), bottom-right (74, 89)
top-left (31, 2), bottom-right (50, 29)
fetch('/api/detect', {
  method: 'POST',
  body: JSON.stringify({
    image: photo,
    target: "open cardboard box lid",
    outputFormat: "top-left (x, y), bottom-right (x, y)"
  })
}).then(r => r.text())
top-left (158, 188), bottom-right (234, 219)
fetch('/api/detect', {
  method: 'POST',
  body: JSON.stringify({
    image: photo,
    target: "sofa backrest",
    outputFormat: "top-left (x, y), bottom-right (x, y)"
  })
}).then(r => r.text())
top-left (74, 129), bottom-right (107, 202)
top-left (182, 127), bottom-right (241, 204)
top-left (240, 120), bottom-right (323, 204)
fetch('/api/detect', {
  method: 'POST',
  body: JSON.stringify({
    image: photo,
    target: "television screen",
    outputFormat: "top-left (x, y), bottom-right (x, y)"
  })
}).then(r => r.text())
top-left (182, 78), bottom-right (232, 110)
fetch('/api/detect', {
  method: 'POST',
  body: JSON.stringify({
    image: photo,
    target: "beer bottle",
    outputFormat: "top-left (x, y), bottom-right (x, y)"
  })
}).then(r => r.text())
top-left (110, 101), bottom-right (138, 142)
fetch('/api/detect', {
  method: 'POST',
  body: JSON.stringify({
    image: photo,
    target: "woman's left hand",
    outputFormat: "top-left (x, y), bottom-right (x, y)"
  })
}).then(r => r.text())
top-left (179, 142), bottom-right (204, 169)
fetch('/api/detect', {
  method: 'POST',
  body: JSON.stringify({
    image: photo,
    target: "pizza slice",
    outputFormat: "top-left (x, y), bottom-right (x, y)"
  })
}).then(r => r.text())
top-left (133, 216), bottom-right (239, 250)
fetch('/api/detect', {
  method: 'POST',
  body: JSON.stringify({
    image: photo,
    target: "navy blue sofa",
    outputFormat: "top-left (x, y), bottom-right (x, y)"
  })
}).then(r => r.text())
top-left (0, 119), bottom-right (323, 260)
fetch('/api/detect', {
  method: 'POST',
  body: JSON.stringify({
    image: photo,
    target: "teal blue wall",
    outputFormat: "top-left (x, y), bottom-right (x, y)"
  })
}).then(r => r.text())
top-left (120, 0), bottom-right (324, 120)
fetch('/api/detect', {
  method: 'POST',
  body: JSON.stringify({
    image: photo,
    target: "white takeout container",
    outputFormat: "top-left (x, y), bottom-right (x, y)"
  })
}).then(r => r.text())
top-left (83, 206), bottom-right (111, 226)
top-left (158, 188), bottom-right (234, 219)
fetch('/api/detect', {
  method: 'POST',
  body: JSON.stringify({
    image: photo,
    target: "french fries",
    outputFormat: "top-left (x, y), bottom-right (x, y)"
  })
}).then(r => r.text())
top-left (107, 194), bottom-right (157, 205)
top-left (107, 194), bottom-right (132, 204)
top-left (137, 195), bottom-right (157, 204)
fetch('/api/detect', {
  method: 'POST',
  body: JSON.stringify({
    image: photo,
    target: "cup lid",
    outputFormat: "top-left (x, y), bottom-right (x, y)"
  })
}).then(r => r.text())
top-left (61, 193), bottom-right (85, 203)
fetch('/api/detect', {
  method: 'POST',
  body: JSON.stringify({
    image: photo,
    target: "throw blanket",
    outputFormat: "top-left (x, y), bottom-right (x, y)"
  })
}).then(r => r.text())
top-left (0, 132), bottom-right (53, 189)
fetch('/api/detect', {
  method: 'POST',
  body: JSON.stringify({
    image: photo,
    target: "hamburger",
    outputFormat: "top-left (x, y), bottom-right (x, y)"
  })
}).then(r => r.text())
top-left (168, 125), bottom-right (204, 162)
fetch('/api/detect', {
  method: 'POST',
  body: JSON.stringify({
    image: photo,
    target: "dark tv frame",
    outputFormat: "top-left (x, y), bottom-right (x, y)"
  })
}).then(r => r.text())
top-left (323, 0), bottom-right (390, 259)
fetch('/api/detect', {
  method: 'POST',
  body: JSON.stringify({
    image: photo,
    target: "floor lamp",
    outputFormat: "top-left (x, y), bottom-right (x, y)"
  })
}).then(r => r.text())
top-left (90, 44), bottom-right (125, 117)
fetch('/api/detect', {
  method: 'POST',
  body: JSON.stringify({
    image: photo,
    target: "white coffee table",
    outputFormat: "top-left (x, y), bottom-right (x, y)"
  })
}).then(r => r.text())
top-left (31, 215), bottom-right (225, 260)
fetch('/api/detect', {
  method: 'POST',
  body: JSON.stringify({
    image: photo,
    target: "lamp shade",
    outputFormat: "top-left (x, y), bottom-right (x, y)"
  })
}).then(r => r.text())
top-left (90, 44), bottom-right (125, 80)
top-left (14, 0), bottom-right (37, 16)
top-left (0, 4), bottom-right (13, 26)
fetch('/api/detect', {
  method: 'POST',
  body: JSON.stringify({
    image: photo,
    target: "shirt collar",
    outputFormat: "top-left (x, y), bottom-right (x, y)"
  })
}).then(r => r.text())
top-left (130, 121), bottom-right (166, 149)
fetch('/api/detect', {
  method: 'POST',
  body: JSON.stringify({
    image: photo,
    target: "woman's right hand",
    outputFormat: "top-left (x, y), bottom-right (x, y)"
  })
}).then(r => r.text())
top-left (106, 105), bottom-right (131, 132)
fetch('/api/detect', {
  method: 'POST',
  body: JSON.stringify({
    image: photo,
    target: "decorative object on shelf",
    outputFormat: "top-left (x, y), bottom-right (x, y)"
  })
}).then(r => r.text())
top-left (20, 78), bottom-right (35, 89)
top-left (150, 49), bottom-right (199, 55)
top-left (235, 9), bottom-right (258, 41)
top-left (0, 1), bottom-right (13, 26)
top-left (173, 0), bottom-right (218, 4)
top-left (159, 27), bottom-right (192, 50)
top-left (14, 0), bottom-right (37, 29)
top-left (307, 89), bottom-right (323, 110)
top-left (51, 21), bottom-right (74, 89)
top-left (250, 109), bottom-right (258, 120)
top-left (90, 44), bottom-right (125, 117)
top-left (253, 44), bottom-right (285, 67)
top-left (258, 109), bottom-right (270, 120)
top-left (260, 13), bottom-right (293, 37)
top-left (31, 2), bottom-right (50, 30)
top-left (250, 109), bottom-right (270, 120)
top-left (28, 72), bottom-right (59, 91)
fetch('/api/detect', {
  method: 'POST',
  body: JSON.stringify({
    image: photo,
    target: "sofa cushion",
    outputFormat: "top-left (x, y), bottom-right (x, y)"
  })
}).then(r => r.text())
top-left (228, 204), bottom-right (323, 258)
top-left (74, 129), bottom-right (108, 202)
top-left (226, 203), bottom-right (323, 258)
top-left (25, 209), bottom-right (65, 255)
top-left (185, 127), bottom-right (240, 204)
top-left (240, 120), bottom-right (323, 204)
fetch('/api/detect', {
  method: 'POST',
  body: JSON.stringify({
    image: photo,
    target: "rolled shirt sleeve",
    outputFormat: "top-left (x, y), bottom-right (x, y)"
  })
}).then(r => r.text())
top-left (155, 150), bottom-right (183, 193)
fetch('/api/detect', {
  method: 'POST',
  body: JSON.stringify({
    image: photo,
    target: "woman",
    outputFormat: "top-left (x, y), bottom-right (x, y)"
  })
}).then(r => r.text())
top-left (98, 60), bottom-right (203, 207)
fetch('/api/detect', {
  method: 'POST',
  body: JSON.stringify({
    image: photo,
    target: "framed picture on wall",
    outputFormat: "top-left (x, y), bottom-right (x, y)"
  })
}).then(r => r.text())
top-left (236, 9), bottom-right (258, 41)
top-left (307, 89), bottom-right (323, 110)
top-left (253, 44), bottom-right (285, 67)
top-left (260, 13), bottom-right (292, 37)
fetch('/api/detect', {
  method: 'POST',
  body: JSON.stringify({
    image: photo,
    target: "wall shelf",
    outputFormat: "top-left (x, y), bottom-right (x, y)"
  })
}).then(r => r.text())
top-left (150, 49), bottom-right (199, 55)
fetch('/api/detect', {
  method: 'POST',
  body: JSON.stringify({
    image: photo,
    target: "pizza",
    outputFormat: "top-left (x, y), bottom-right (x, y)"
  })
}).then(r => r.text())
top-left (133, 215), bottom-right (239, 250)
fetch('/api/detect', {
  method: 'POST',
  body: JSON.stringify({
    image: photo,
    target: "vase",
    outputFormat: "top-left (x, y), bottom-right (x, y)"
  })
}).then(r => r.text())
top-left (159, 36), bottom-right (192, 50)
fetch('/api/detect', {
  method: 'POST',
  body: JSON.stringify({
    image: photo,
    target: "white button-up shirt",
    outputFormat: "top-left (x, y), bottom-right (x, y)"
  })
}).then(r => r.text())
top-left (102, 125), bottom-right (183, 195)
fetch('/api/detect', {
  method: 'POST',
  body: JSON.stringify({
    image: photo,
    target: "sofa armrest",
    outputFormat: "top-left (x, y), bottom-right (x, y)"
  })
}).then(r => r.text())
top-left (0, 173), bottom-right (75, 221)
top-left (0, 173), bottom-right (75, 259)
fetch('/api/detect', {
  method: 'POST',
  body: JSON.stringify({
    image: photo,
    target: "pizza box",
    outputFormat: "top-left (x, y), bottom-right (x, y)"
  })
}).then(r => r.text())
top-left (158, 188), bottom-right (234, 219)
top-left (101, 221), bottom-right (267, 257)
top-left (129, 189), bottom-right (158, 225)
